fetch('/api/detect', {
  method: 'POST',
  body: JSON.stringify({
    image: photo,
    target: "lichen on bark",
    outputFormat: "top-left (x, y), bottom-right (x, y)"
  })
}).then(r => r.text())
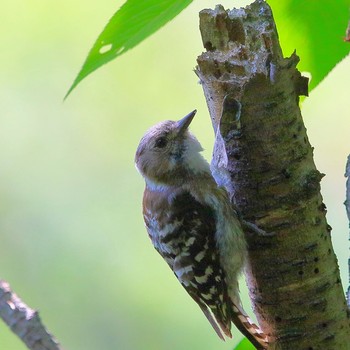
top-left (196, 1), bottom-right (350, 349)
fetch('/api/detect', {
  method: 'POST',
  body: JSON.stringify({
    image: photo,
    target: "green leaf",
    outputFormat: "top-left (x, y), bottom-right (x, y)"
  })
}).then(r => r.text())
top-left (269, 0), bottom-right (350, 92)
top-left (234, 338), bottom-right (255, 350)
top-left (65, 0), bottom-right (193, 98)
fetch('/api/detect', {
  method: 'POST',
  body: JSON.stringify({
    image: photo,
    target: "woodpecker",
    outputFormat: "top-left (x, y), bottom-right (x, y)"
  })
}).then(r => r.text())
top-left (135, 110), bottom-right (268, 349)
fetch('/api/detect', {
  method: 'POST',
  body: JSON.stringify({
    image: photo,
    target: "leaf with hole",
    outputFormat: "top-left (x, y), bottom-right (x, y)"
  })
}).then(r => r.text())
top-left (65, 0), bottom-right (193, 98)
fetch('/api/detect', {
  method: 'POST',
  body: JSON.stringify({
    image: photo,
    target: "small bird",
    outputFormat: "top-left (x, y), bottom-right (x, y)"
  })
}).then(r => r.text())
top-left (135, 110), bottom-right (268, 349)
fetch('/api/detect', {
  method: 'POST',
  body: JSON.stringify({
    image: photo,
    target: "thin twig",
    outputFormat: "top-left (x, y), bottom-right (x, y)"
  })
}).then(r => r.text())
top-left (0, 280), bottom-right (63, 350)
top-left (345, 155), bottom-right (350, 308)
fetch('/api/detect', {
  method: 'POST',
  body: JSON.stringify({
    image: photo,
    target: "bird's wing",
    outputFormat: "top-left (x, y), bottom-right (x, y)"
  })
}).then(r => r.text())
top-left (167, 190), bottom-right (233, 339)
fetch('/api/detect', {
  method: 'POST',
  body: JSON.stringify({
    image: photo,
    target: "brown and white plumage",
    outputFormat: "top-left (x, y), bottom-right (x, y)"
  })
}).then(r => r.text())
top-left (135, 110), bottom-right (268, 349)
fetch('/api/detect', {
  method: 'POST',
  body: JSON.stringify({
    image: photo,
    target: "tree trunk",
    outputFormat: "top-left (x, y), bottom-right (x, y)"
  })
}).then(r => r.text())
top-left (196, 1), bottom-right (350, 349)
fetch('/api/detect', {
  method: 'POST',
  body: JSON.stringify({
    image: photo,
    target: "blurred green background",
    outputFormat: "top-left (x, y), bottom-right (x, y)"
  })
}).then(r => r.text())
top-left (1, 0), bottom-right (349, 349)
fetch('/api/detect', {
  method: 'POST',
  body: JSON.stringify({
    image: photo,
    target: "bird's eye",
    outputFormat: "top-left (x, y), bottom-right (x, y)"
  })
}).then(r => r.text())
top-left (154, 137), bottom-right (168, 148)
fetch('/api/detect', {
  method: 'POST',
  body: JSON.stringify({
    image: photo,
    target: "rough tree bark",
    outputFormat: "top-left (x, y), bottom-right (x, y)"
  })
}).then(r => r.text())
top-left (196, 1), bottom-right (350, 349)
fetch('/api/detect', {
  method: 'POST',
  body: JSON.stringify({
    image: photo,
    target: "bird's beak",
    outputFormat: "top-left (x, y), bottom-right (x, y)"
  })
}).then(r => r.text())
top-left (176, 110), bottom-right (197, 135)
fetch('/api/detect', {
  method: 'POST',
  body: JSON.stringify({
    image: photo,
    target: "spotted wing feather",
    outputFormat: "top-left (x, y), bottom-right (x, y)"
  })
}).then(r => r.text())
top-left (143, 189), bottom-right (232, 339)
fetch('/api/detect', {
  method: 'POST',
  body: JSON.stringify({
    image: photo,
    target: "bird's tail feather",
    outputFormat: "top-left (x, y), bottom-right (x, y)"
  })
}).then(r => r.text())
top-left (230, 302), bottom-right (268, 349)
top-left (196, 294), bottom-right (268, 348)
top-left (198, 303), bottom-right (227, 341)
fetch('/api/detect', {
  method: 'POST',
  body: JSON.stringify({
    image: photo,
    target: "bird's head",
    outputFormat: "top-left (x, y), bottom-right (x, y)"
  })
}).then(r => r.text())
top-left (135, 110), bottom-right (210, 187)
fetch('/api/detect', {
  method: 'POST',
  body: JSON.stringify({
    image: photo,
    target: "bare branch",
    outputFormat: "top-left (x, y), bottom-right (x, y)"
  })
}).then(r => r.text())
top-left (345, 155), bottom-right (350, 308)
top-left (0, 280), bottom-right (62, 350)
